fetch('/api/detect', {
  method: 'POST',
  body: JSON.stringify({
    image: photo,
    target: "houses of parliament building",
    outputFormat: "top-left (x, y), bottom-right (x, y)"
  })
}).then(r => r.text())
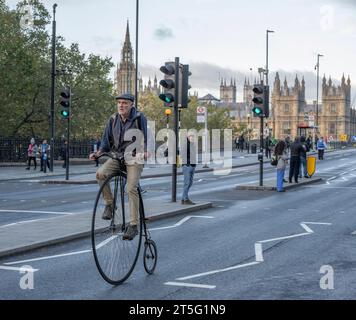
top-left (237, 73), bottom-right (356, 141)
top-left (115, 22), bottom-right (356, 141)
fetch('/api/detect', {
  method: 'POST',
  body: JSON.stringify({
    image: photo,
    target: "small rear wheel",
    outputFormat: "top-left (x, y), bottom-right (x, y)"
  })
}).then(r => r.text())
top-left (143, 240), bottom-right (157, 275)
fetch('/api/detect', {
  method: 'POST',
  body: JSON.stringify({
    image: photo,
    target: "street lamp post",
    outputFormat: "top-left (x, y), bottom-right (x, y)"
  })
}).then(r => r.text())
top-left (266, 30), bottom-right (274, 86)
top-left (315, 53), bottom-right (324, 128)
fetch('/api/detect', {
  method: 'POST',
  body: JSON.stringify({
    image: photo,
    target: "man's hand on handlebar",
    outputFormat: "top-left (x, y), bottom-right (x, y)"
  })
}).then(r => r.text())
top-left (89, 152), bottom-right (101, 161)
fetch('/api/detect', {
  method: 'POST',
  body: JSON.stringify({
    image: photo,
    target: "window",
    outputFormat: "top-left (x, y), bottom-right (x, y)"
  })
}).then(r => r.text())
top-left (283, 122), bottom-right (291, 135)
top-left (330, 104), bottom-right (337, 113)
top-left (284, 104), bottom-right (290, 113)
top-left (329, 122), bottom-right (336, 135)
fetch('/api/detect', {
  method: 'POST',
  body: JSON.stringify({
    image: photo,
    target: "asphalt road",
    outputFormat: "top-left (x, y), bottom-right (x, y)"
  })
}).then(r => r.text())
top-left (1, 149), bottom-right (356, 299)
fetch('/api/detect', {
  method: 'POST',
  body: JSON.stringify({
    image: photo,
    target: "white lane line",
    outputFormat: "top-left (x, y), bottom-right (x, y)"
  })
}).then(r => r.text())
top-left (0, 218), bottom-right (47, 229)
top-left (258, 232), bottom-right (310, 244)
top-left (4, 250), bottom-right (91, 266)
top-left (150, 215), bottom-right (214, 231)
top-left (0, 266), bottom-right (39, 272)
top-left (0, 209), bottom-right (76, 215)
top-left (176, 262), bottom-right (260, 281)
top-left (164, 282), bottom-right (216, 289)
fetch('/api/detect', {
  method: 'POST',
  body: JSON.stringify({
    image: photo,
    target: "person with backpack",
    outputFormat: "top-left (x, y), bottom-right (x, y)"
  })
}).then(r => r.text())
top-left (317, 137), bottom-right (327, 160)
top-left (26, 138), bottom-right (38, 170)
top-left (39, 139), bottom-right (51, 173)
top-left (89, 93), bottom-right (148, 241)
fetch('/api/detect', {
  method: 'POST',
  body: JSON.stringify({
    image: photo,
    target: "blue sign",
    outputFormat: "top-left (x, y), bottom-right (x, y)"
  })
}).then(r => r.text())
top-left (352, 136), bottom-right (356, 142)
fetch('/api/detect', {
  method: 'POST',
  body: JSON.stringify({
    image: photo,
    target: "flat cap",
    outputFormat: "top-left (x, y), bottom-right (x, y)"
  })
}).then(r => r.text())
top-left (115, 93), bottom-right (135, 102)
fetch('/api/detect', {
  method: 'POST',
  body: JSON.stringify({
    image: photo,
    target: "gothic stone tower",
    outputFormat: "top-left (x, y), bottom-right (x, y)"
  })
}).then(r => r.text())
top-left (116, 21), bottom-right (136, 95)
top-left (220, 78), bottom-right (237, 104)
top-left (320, 74), bottom-right (352, 139)
top-left (272, 73), bottom-right (306, 139)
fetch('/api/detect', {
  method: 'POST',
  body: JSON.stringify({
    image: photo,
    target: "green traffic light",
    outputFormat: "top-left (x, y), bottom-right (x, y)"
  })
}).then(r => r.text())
top-left (61, 110), bottom-right (69, 119)
top-left (159, 93), bottom-right (174, 104)
top-left (252, 107), bottom-right (262, 115)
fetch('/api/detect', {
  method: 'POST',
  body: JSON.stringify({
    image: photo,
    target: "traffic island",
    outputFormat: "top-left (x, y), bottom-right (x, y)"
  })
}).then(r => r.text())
top-left (235, 177), bottom-right (322, 191)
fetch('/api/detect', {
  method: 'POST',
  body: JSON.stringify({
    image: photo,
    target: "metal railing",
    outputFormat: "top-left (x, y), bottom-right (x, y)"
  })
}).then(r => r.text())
top-left (0, 137), bottom-right (96, 162)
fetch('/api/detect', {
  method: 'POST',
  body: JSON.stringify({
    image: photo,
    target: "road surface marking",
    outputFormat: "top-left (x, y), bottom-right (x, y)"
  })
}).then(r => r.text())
top-left (0, 209), bottom-right (76, 215)
top-left (0, 265), bottom-right (39, 272)
top-left (0, 218), bottom-right (47, 229)
top-left (4, 250), bottom-right (91, 266)
top-left (176, 262), bottom-right (260, 281)
top-left (169, 222), bottom-right (331, 286)
top-left (165, 282), bottom-right (216, 289)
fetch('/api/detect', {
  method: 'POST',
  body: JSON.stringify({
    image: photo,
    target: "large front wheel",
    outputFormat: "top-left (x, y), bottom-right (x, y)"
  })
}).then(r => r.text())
top-left (91, 174), bottom-right (142, 285)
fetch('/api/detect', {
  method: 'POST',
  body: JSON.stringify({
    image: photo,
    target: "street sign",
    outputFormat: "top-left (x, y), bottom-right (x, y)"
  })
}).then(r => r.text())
top-left (309, 121), bottom-right (315, 127)
top-left (197, 106), bottom-right (206, 114)
top-left (307, 156), bottom-right (316, 177)
top-left (197, 115), bottom-right (205, 123)
top-left (328, 135), bottom-right (334, 142)
top-left (340, 134), bottom-right (348, 142)
top-left (197, 106), bottom-right (206, 123)
top-left (308, 115), bottom-right (315, 121)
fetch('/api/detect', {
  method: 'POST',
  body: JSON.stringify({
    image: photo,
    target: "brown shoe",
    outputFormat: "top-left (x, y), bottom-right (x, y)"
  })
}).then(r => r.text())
top-left (182, 199), bottom-right (196, 205)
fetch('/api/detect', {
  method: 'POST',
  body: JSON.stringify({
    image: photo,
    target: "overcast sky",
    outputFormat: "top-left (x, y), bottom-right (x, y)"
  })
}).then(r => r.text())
top-left (6, 0), bottom-right (356, 104)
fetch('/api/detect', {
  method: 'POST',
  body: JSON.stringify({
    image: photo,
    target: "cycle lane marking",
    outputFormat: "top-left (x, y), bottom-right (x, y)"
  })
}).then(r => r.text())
top-left (165, 222), bottom-right (332, 289)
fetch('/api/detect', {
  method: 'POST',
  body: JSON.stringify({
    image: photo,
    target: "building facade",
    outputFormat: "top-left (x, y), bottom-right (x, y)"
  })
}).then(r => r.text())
top-left (115, 21), bottom-right (136, 96)
top-left (271, 73), bottom-right (355, 141)
top-left (220, 78), bottom-right (237, 104)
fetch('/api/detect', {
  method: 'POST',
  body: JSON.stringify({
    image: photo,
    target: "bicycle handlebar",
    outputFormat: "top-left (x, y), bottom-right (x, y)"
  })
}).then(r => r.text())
top-left (95, 152), bottom-right (124, 162)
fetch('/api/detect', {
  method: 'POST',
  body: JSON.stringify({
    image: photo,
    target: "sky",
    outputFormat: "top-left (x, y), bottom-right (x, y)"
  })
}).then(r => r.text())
top-left (6, 0), bottom-right (356, 104)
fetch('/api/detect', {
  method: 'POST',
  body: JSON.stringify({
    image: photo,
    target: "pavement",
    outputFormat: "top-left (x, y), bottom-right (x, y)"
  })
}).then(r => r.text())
top-left (0, 148), bottom-right (344, 259)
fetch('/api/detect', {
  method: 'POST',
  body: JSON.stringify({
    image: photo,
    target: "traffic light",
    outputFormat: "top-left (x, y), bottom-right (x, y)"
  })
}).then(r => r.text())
top-left (60, 88), bottom-right (71, 119)
top-left (159, 62), bottom-right (176, 106)
top-left (252, 84), bottom-right (269, 117)
top-left (180, 64), bottom-right (191, 108)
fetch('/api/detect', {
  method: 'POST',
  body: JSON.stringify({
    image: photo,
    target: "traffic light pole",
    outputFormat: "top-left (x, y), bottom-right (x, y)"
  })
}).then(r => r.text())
top-left (65, 87), bottom-right (71, 181)
top-left (172, 57), bottom-right (180, 203)
top-left (259, 116), bottom-right (264, 187)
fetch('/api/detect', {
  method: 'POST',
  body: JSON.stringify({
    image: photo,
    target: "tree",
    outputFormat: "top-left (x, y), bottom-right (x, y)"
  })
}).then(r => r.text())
top-left (0, 0), bottom-right (115, 139)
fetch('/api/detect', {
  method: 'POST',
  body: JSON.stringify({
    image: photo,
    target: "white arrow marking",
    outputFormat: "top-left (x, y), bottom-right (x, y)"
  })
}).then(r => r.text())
top-left (166, 222), bottom-right (331, 288)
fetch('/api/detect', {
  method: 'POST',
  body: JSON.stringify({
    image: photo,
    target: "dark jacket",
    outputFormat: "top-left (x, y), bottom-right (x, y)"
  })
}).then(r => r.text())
top-left (181, 138), bottom-right (197, 167)
top-left (100, 107), bottom-right (148, 154)
top-left (290, 141), bottom-right (304, 157)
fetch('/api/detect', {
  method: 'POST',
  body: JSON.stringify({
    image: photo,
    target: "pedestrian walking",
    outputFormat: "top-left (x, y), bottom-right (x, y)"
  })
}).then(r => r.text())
top-left (274, 140), bottom-right (288, 192)
top-left (265, 136), bottom-right (272, 159)
top-left (39, 139), bottom-right (51, 173)
top-left (317, 137), bottom-right (327, 160)
top-left (288, 137), bottom-right (304, 183)
top-left (299, 136), bottom-right (309, 178)
top-left (238, 135), bottom-right (245, 152)
top-left (26, 138), bottom-right (38, 170)
top-left (94, 136), bottom-right (101, 167)
top-left (235, 137), bottom-right (239, 151)
top-left (181, 133), bottom-right (197, 205)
